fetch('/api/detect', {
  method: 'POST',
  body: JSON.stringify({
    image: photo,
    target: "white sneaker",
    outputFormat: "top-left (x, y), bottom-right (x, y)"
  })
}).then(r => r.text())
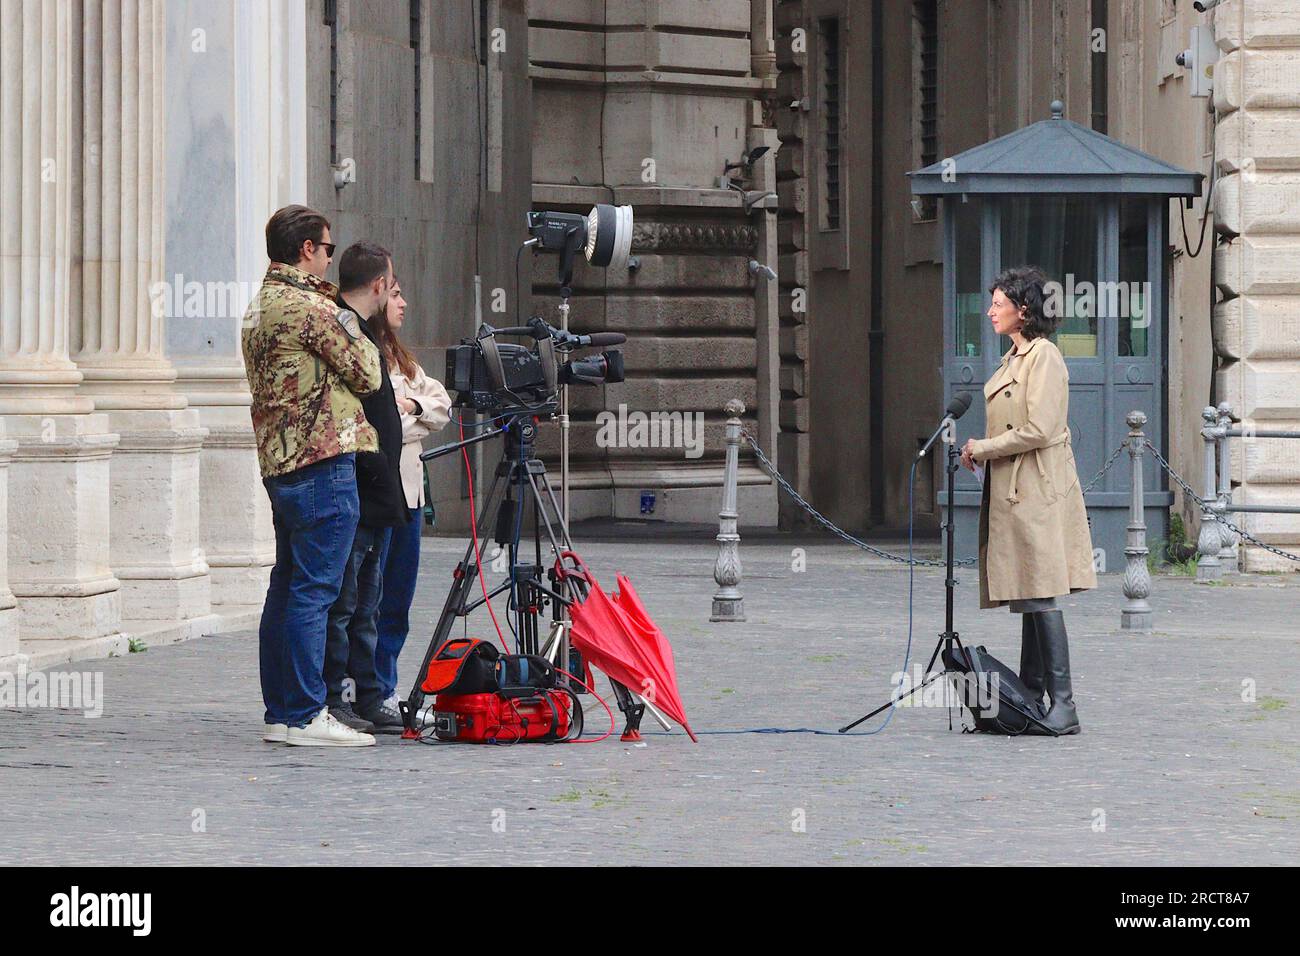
top-left (285, 708), bottom-right (376, 747)
top-left (263, 723), bottom-right (288, 743)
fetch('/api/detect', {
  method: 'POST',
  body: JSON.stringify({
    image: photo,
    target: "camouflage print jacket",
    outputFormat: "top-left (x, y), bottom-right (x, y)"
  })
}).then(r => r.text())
top-left (241, 263), bottom-right (383, 478)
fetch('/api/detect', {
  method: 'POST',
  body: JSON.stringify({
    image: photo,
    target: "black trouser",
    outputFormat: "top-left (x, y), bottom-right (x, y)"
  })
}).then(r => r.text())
top-left (323, 523), bottom-right (392, 714)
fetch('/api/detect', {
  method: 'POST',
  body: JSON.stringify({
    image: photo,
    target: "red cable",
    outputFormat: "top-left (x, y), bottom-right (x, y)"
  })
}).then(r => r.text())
top-left (555, 666), bottom-right (615, 743)
top-left (460, 418), bottom-right (614, 743)
top-left (459, 418), bottom-right (510, 652)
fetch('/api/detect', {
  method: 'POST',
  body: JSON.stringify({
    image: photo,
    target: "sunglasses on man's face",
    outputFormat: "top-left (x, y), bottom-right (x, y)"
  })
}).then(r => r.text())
top-left (315, 241), bottom-right (336, 258)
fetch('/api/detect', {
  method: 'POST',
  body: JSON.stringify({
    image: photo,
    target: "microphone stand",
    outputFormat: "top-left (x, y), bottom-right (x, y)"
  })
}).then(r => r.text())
top-left (838, 423), bottom-right (968, 733)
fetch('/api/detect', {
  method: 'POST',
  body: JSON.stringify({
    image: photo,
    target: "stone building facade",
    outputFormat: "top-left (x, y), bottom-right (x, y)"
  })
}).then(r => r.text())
top-left (772, 0), bottom-right (1299, 570)
top-left (1, 0), bottom-right (1297, 674)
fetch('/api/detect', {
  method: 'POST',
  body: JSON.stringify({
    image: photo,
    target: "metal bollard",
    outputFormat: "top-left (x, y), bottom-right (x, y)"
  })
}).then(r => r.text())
top-left (711, 399), bottom-right (746, 622)
top-left (1196, 406), bottom-right (1224, 581)
top-left (1121, 410), bottom-right (1153, 631)
top-left (1215, 402), bottom-right (1238, 574)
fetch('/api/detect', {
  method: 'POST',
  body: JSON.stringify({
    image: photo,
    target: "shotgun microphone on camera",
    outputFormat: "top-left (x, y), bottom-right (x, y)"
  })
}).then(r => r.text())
top-left (571, 331), bottom-right (627, 348)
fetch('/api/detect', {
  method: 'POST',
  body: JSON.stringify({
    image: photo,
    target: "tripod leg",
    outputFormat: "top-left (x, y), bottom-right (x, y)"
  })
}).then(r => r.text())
top-left (609, 680), bottom-right (646, 742)
top-left (838, 668), bottom-right (935, 732)
top-left (528, 468), bottom-right (572, 557)
top-left (837, 636), bottom-right (956, 733)
top-left (531, 466), bottom-right (584, 689)
top-left (401, 467), bottom-right (509, 734)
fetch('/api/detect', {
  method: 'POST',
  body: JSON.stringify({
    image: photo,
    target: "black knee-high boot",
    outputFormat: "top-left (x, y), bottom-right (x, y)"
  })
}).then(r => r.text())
top-left (1024, 609), bottom-right (1080, 735)
top-left (1018, 613), bottom-right (1044, 708)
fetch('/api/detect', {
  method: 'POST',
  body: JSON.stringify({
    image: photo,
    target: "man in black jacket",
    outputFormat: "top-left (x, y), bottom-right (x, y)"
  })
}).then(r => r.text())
top-left (323, 241), bottom-right (411, 733)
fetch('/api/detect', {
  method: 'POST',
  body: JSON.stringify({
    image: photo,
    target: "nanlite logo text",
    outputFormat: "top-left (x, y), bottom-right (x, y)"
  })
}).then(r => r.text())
top-left (50, 886), bottom-right (151, 937)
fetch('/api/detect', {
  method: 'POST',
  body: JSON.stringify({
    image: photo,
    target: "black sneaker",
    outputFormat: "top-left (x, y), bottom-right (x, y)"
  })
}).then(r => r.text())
top-left (327, 703), bottom-right (376, 734)
top-left (358, 699), bottom-right (406, 735)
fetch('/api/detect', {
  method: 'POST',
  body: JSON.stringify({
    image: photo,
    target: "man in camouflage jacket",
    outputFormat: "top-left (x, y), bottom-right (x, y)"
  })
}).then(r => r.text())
top-left (243, 269), bottom-right (381, 476)
top-left (242, 205), bottom-right (385, 747)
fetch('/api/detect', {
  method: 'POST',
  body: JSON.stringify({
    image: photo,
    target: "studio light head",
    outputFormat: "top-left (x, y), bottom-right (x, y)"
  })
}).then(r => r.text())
top-left (526, 203), bottom-right (634, 291)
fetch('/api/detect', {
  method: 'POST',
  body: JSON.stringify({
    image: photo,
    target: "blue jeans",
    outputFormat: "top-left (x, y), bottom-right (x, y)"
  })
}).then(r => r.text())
top-left (324, 523), bottom-right (392, 713)
top-left (259, 454), bottom-right (359, 727)
top-left (375, 507), bottom-right (422, 700)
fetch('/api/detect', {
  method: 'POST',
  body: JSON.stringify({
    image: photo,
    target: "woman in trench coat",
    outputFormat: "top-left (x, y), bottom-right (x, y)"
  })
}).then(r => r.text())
top-left (960, 266), bottom-right (1095, 735)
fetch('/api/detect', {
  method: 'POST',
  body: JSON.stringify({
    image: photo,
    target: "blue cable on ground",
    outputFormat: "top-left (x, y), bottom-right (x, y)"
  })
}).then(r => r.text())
top-left (638, 458), bottom-right (924, 739)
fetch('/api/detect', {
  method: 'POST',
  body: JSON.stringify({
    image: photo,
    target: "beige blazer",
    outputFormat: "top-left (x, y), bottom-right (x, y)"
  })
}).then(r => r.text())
top-left (970, 336), bottom-right (1097, 607)
top-left (392, 364), bottom-right (452, 509)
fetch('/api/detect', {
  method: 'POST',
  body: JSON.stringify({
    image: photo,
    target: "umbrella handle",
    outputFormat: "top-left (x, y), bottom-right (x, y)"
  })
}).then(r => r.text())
top-left (553, 549), bottom-right (593, 585)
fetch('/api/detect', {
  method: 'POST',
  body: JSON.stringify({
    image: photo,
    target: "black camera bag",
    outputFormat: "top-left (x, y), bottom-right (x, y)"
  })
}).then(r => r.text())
top-left (942, 643), bottom-right (1045, 735)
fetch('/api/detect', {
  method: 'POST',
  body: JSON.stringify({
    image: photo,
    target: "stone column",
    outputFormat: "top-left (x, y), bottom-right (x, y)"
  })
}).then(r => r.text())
top-left (71, 0), bottom-right (213, 624)
top-left (0, 0), bottom-right (124, 650)
top-left (0, 0), bottom-right (124, 648)
top-left (163, 1), bottom-right (307, 606)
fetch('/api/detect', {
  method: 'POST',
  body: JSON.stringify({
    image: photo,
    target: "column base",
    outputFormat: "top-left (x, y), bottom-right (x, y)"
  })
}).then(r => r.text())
top-left (0, 423), bottom-right (16, 661)
top-left (174, 363), bottom-right (275, 608)
top-left (6, 414), bottom-right (123, 642)
top-left (118, 571), bottom-right (213, 623)
top-left (93, 405), bottom-right (215, 624)
top-left (209, 563), bottom-right (272, 607)
top-left (0, 602), bottom-right (21, 669)
top-left (14, 581), bottom-right (122, 643)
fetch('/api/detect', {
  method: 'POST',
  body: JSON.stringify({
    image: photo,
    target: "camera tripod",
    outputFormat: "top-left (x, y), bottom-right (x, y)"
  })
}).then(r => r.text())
top-left (399, 411), bottom-right (575, 730)
top-left (398, 410), bottom-right (654, 739)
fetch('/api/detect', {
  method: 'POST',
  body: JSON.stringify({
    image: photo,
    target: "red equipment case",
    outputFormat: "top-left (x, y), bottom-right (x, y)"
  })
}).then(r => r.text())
top-left (432, 690), bottom-right (575, 743)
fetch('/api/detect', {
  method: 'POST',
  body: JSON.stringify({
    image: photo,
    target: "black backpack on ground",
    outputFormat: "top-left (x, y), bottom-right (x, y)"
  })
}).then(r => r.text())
top-left (942, 643), bottom-right (1047, 736)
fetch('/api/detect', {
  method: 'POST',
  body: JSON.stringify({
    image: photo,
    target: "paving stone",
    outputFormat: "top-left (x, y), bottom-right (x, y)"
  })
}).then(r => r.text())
top-left (0, 537), bottom-right (1296, 865)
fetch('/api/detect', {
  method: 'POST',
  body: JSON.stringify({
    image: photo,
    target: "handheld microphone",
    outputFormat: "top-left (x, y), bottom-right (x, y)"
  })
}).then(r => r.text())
top-left (918, 392), bottom-right (973, 460)
top-left (946, 392), bottom-right (972, 420)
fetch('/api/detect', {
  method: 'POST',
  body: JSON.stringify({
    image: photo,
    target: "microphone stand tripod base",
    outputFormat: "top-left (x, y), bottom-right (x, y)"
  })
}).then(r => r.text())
top-left (838, 439), bottom-right (970, 734)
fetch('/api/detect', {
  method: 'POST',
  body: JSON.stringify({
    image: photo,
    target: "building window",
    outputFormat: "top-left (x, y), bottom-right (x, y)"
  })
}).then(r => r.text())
top-left (411, 0), bottom-right (421, 177)
top-left (1091, 0), bottom-right (1108, 134)
top-left (912, 0), bottom-right (938, 221)
top-left (818, 17), bottom-right (841, 231)
top-left (325, 0), bottom-right (338, 164)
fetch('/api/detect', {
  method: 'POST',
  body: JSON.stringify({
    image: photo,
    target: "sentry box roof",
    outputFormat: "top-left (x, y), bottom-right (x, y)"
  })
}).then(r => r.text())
top-left (909, 101), bottom-right (1203, 197)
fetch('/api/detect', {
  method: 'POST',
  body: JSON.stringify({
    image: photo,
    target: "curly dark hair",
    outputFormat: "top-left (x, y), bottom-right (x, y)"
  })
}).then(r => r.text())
top-left (990, 265), bottom-right (1056, 340)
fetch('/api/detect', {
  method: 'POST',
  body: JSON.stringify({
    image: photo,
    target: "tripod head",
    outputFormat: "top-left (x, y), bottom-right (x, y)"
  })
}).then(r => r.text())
top-left (418, 409), bottom-right (554, 465)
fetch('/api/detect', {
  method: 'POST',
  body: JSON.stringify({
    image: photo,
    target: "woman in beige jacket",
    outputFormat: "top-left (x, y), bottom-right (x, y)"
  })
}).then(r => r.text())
top-left (371, 278), bottom-right (452, 708)
top-left (961, 266), bottom-right (1095, 735)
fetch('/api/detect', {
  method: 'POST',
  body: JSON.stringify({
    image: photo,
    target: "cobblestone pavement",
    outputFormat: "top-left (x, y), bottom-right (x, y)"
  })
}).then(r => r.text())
top-left (2, 534), bottom-right (1297, 866)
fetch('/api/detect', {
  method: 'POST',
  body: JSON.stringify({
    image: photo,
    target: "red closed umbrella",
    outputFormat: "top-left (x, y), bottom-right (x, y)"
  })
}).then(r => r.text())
top-left (556, 551), bottom-right (697, 742)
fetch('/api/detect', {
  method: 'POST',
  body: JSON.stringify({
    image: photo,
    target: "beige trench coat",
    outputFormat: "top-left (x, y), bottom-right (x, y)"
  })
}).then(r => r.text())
top-left (392, 364), bottom-right (452, 509)
top-left (970, 336), bottom-right (1097, 608)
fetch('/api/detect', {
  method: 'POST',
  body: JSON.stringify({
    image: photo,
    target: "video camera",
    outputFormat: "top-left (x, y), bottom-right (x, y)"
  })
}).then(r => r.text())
top-left (445, 316), bottom-right (626, 413)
